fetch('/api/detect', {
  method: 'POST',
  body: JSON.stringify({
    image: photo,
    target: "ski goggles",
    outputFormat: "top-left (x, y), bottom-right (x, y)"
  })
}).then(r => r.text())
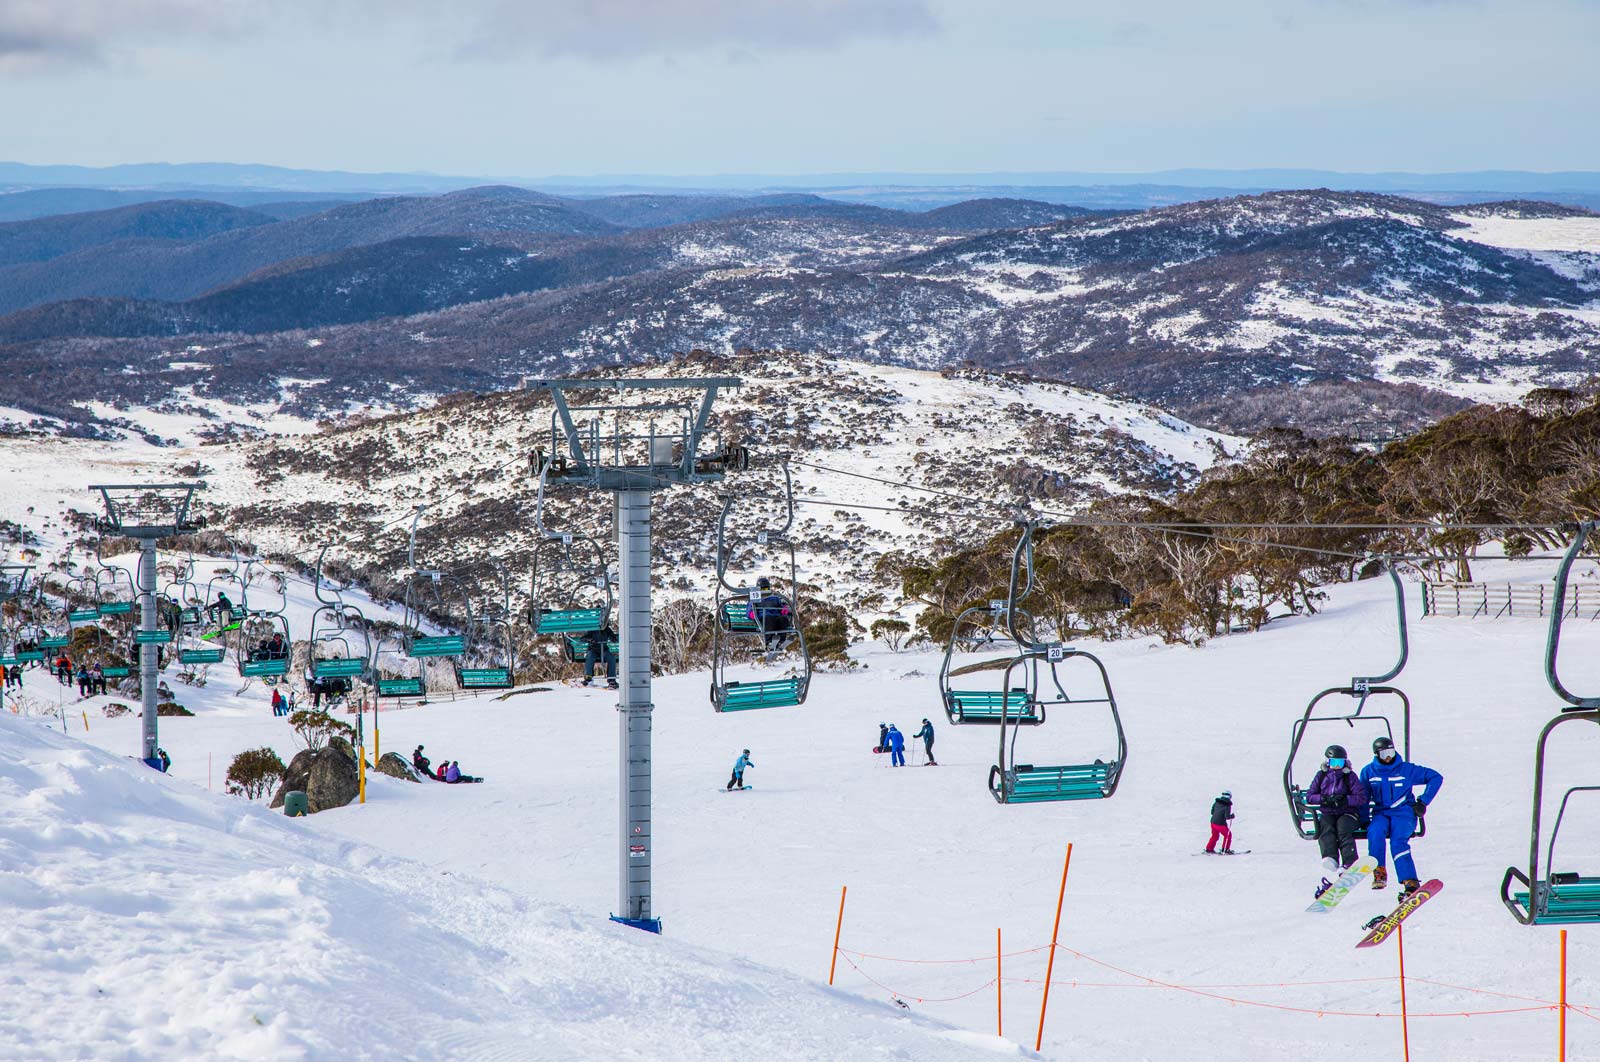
top-left (1328, 758), bottom-right (1347, 768)
top-left (1377, 749), bottom-right (1399, 762)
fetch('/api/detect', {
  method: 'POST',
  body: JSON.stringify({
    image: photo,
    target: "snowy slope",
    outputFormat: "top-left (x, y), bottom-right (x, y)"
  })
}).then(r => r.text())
top-left (0, 711), bottom-right (1015, 1061)
top-left (45, 556), bottom-right (1600, 1061)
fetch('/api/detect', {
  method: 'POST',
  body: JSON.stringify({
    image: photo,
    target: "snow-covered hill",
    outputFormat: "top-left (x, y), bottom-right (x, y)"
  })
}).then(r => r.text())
top-left (24, 553), bottom-right (1600, 1061)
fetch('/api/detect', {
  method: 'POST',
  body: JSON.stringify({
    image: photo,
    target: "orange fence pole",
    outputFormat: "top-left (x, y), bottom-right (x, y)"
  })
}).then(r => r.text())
top-left (1560, 929), bottom-right (1568, 1062)
top-left (1398, 922), bottom-right (1411, 1062)
top-left (828, 885), bottom-right (848, 985)
top-left (996, 927), bottom-right (1003, 1038)
top-left (1035, 843), bottom-right (1074, 1052)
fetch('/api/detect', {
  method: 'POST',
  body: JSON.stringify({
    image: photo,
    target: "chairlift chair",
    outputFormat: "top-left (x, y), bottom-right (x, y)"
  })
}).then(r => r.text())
top-left (1504, 522), bottom-right (1600, 925)
top-left (987, 523), bottom-right (1126, 804)
top-left (939, 597), bottom-right (1043, 727)
top-left (1282, 562), bottom-right (1422, 841)
top-left (709, 459), bottom-right (811, 712)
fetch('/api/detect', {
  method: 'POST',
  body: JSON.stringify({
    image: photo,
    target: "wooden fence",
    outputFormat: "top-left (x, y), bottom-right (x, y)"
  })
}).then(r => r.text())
top-left (1423, 581), bottom-right (1600, 620)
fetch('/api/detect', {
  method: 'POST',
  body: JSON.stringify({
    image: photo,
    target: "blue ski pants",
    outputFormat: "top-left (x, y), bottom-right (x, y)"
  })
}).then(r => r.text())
top-left (1367, 808), bottom-right (1419, 881)
top-left (890, 747), bottom-right (905, 766)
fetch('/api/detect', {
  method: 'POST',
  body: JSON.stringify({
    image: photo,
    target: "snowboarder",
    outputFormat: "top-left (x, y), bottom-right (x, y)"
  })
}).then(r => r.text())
top-left (727, 749), bottom-right (754, 790)
top-left (876, 722), bottom-right (889, 753)
top-left (155, 748), bottom-right (171, 773)
top-left (412, 745), bottom-right (435, 778)
top-left (886, 724), bottom-right (906, 767)
top-left (579, 625), bottom-right (619, 689)
top-left (1308, 744), bottom-right (1369, 873)
top-left (1205, 791), bottom-right (1235, 853)
top-left (444, 761), bottom-right (482, 784)
top-left (1359, 736), bottom-right (1442, 894)
top-left (748, 578), bottom-right (793, 653)
top-left (913, 718), bottom-right (937, 765)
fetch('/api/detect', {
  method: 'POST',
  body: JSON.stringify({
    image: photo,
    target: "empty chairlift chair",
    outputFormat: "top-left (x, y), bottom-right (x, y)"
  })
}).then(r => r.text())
top-left (1504, 522), bottom-right (1600, 925)
top-left (939, 599), bottom-right (1043, 726)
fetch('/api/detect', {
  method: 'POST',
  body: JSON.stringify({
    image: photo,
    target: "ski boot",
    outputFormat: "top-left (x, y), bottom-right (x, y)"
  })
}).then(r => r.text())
top-left (1221, 847), bottom-right (1234, 854)
top-left (1399, 878), bottom-right (1421, 900)
top-left (606, 678), bottom-right (619, 690)
top-left (580, 677), bottom-right (593, 687)
top-left (1314, 877), bottom-right (1334, 899)
top-left (1322, 856), bottom-right (1339, 875)
top-left (1372, 866), bottom-right (1389, 890)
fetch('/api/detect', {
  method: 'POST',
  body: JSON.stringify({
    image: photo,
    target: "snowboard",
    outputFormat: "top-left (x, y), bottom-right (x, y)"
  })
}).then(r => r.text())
top-left (1306, 856), bottom-right (1377, 913)
top-left (1356, 879), bottom-right (1443, 948)
top-left (723, 785), bottom-right (752, 792)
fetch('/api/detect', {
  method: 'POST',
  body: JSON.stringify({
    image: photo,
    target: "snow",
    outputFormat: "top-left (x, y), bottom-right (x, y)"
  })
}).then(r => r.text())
top-left (1448, 215), bottom-right (1600, 254)
top-left (18, 557), bottom-right (1600, 1060)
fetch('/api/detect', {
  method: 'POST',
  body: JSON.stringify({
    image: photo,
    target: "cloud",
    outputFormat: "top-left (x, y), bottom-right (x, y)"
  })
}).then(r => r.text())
top-left (0, 0), bottom-right (246, 71)
top-left (424, 0), bottom-right (940, 61)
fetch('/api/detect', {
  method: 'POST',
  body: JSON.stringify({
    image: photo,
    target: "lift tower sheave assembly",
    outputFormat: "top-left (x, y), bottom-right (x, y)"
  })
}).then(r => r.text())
top-left (88, 483), bottom-right (204, 770)
top-left (527, 377), bottom-right (745, 934)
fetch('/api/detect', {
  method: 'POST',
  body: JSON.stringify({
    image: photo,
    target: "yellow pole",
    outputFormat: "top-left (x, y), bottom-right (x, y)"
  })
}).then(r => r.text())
top-left (82, 710), bottom-right (89, 731)
top-left (373, 694), bottom-right (380, 762)
top-left (358, 744), bottom-right (367, 804)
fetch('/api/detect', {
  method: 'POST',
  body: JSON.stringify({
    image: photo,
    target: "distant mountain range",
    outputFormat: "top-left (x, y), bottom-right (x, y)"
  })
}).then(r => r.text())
top-left (0, 186), bottom-right (1594, 441)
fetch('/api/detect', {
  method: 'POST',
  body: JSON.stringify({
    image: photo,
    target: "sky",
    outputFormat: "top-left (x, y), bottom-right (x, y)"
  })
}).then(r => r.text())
top-left (0, 0), bottom-right (1597, 177)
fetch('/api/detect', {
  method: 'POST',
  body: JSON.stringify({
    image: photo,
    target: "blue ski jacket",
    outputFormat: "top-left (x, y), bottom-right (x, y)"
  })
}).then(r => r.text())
top-left (733, 753), bottom-right (754, 772)
top-left (887, 728), bottom-right (905, 752)
top-left (1359, 757), bottom-right (1442, 814)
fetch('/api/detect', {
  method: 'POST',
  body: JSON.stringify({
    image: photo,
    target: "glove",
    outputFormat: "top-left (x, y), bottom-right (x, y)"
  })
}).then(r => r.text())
top-left (1414, 801), bottom-right (1427, 818)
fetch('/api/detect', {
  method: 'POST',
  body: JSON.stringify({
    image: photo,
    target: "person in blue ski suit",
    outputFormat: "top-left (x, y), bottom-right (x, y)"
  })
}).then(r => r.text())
top-left (886, 725), bottom-right (906, 767)
top-left (1359, 735), bottom-right (1442, 893)
top-left (727, 749), bottom-right (754, 790)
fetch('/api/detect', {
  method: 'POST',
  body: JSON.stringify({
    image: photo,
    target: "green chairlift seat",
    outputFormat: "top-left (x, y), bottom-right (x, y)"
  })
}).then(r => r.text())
top-left (458, 667), bottom-right (514, 690)
top-left (179, 647), bottom-right (226, 665)
top-left (535, 607), bottom-right (606, 634)
top-left (98, 602), bottom-right (133, 616)
top-left (1506, 873), bottom-right (1600, 925)
top-left (1288, 788), bottom-right (1424, 841)
top-left (407, 634), bottom-right (466, 658)
top-left (14, 650), bottom-right (43, 662)
top-left (721, 601), bottom-right (761, 633)
top-left (715, 677), bottom-right (805, 712)
top-left (312, 657), bottom-right (365, 679)
top-left (377, 677), bottom-right (426, 698)
top-left (100, 666), bottom-right (132, 678)
top-left (945, 689), bottom-right (1042, 726)
top-left (39, 636), bottom-right (70, 650)
top-left (564, 635), bottom-right (619, 663)
top-left (990, 761), bottom-right (1119, 804)
top-left (68, 608), bottom-right (100, 623)
top-left (242, 658), bottom-right (290, 678)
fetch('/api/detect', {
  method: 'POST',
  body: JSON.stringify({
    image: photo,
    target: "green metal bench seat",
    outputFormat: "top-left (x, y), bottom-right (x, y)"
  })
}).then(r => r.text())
top-left (716, 677), bottom-right (804, 712)
top-left (990, 761), bottom-right (1118, 803)
top-left (179, 647), bottom-right (226, 664)
top-left (407, 634), bottom-right (466, 658)
top-left (38, 636), bottom-right (70, 649)
top-left (565, 635), bottom-right (618, 662)
top-left (100, 666), bottom-right (132, 678)
top-left (1505, 871), bottom-right (1600, 925)
top-left (721, 601), bottom-right (761, 632)
top-left (312, 658), bottom-right (365, 679)
top-left (98, 602), bottom-right (133, 616)
top-left (944, 689), bottom-right (1041, 725)
top-left (13, 650), bottom-right (43, 662)
top-left (458, 667), bottom-right (514, 690)
top-left (1290, 788), bottom-right (1424, 840)
top-left (69, 608), bottom-right (100, 622)
top-left (535, 608), bottom-right (606, 634)
top-left (377, 677), bottom-right (426, 698)
top-left (242, 658), bottom-right (290, 678)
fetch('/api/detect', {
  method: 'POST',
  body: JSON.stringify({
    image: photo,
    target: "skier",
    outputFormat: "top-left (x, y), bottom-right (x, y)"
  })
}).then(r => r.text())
top-left (913, 718), bottom-right (937, 765)
top-left (727, 749), bottom-right (754, 790)
top-left (1308, 744), bottom-right (1369, 876)
top-left (1205, 790), bottom-right (1235, 853)
top-left (271, 688), bottom-right (286, 716)
top-left (886, 724), bottom-right (906, 767)
top-left (1359, 736), bottom-right (1442, 894)
top-left (748, 578), bottom-right (793, 653)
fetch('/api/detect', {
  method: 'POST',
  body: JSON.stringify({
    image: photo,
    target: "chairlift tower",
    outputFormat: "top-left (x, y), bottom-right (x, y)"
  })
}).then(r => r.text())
top-left (88, 483), bottom-right (204, 769)
top-left (526, 377), bottom-right (745, 933)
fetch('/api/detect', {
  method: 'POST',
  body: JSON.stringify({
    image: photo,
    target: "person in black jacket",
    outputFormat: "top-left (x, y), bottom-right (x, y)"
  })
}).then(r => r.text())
top-left (1205, 791), bottom-right (1235, 853)
top-left (580, 624), bottom-right (619, 689)
top-left (913, 718), bottom-right (937, 765)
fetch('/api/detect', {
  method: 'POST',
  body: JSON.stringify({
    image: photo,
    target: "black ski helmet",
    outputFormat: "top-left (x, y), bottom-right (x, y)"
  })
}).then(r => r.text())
top-left (757, 577), bottom-right (772, 590)
top-left (1325, 744), bottom-right (1348, 761)
top-left (1373, 736), bottom-right (1396, 756)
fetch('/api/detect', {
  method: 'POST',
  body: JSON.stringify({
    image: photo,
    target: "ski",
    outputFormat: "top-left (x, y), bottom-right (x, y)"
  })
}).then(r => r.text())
top-left (1197, 850), bottom-right (1252, 855)
top-left (1306, 856), bottom-right (1377, 913)
top-left (1355, 879), bottom-right (1443, 948)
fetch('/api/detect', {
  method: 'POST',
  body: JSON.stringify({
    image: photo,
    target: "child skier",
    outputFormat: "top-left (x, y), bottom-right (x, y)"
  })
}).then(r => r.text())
top-left (1308, 744), bottom-right (1369, 874)
top-left (1359, 736), bottom-right (1443, 894)
top-left (727, 749), bottom-right (754, 790)
top-left (1205, 791), bottom-right (1235, 853)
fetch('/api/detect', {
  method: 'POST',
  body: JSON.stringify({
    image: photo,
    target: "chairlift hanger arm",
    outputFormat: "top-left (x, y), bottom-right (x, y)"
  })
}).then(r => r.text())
top-left (1352, 559), bottom-right (1408, 689)
top-left (1545, 521), bottom-right (1600, 709)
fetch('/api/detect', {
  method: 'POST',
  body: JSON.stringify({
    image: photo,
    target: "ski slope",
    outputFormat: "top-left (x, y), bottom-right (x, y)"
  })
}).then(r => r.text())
top-left (32, 557), bottom-right (1600, 1060)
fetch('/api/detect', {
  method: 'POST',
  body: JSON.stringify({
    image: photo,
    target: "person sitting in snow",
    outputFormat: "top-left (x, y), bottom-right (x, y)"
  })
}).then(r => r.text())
top-left (444, 761), bottom-right (481, 784)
